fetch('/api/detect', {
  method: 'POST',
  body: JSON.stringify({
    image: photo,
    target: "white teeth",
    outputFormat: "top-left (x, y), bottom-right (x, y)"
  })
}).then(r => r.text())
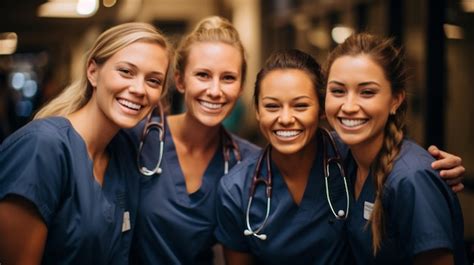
top-left (340, 119), bottom-right (366, 127)
top-left (275, 130), bottom-right (301, 137)
top-left (200, 101), bottom-right (223, 109)
top-left (118, 99), bottom-right (142, 110)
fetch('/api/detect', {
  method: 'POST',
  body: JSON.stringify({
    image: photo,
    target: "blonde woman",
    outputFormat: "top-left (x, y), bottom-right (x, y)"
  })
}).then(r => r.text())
top-left (0, 22), bottom-right (172, 265)
top-left (130, 16), bottom-right (260, 265)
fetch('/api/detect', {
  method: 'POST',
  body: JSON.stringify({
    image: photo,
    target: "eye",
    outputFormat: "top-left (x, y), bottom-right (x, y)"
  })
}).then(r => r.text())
top-left (222, 74), bottom-right (237, 83)
top-left (196, 72), bottom-right (210, 79)
top-left (147, 78), bottom-right (163, 88)
top-left (263, 103), bottom-right (280, 111)
top-left (329, 87), bottom-right (346, 96)
top-left (294, 103), bottom-right (310, 111)
top-left (118, 67), bottom-right (133, 77)
top-left (360, 89), bottom-right (376, 97)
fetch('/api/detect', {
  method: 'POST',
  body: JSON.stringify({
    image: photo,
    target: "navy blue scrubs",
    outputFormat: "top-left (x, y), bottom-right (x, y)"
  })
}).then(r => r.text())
top-left (215, 131), bottom-right (351, 265)
top-left (129, 116), bottom-right (260, 265)
top-left (0, 117), bottom-right (140, 265)
top-left (345, 139), bottom-right (468, 265)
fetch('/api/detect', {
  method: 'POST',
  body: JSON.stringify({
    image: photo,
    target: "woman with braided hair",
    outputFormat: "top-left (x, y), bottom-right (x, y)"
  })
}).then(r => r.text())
top-left (325, 33), bottom-right (468, 265)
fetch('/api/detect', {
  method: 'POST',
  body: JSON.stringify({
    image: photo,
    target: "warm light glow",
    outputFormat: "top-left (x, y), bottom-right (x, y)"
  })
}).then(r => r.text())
top-left (38, 0), bottom-right (98, 18)
top-left (103, 0), bottom-right (117, 8)
top-left (444, 24), bottom-right (464, 39)
top-left (331, 26), bottom-right (353, 44)
top-left (307, 28), bottom-right (330, 49)
top-left (0, 32), bottom-right (18, 55)
top-left (461, 0), bottom-right (474, 12)
top-left (77, 0), bottom-right (98, 15)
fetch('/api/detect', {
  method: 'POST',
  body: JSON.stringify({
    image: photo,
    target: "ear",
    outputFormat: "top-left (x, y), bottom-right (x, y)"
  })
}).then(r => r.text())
top-left (87, 60), bottom-right (98, 87)
top-left (390, 91), bottom-right (406, 114)
top-left (174, 72), bottom-right (185, 94)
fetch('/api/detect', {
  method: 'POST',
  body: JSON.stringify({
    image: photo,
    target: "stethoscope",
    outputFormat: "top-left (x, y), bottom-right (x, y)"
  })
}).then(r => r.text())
top-left (137, 104), bottom-right (241, 176)
top-left (243, 128), bottom-right (350, 240)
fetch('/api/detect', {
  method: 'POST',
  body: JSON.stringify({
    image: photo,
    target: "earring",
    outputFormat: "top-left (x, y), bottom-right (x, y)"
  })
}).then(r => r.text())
top-left (390, 110), bottom-right (396, 115)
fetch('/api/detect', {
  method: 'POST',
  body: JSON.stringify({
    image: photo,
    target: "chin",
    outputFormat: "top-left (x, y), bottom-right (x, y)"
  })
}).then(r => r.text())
top-left (197, 114), bottom-right (227, 127)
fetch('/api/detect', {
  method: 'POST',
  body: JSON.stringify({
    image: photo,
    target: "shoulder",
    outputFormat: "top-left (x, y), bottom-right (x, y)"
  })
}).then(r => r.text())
top-left (219, 153), bottom-right (259, 198)
top-left (328, 130), bottom-right (350, 159)
top-left (1, 117), bottom-right (74, 152)
top-left (121, 118), bottom-right (147, 147)
top-left (385, 139), bottom-right (440, 189)
top-left (229, 132), bottom-right (261, 160)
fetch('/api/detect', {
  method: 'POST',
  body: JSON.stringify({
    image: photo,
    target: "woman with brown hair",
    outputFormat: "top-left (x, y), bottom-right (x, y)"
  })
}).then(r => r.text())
top-left (325, 33), bottom-right (468, 264)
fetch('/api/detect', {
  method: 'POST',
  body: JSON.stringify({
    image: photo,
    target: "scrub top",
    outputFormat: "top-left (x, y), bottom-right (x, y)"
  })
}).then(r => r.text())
top-left (215, 131), bottom-right (352, 265)
top-left (0, 117), bottom-right (140, 265)
top-left (129, 116), bottom-right (260, 265)
top-left (345, 139), bottom-right (468, 265)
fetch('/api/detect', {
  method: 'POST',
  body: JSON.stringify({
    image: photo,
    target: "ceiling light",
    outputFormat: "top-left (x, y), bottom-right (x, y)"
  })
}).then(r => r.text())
top-left (331, 26), bottom-right (353, 44)
top-left (444, 24), bottom-right (464, 39)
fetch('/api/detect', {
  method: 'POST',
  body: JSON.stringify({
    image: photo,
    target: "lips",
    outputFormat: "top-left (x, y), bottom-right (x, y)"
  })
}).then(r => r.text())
top-left (199, 100), bottom-right (225, 110)
top-left (118, 98), bottom-right (143, 111)
top-left (339, 118), bottom-right (367, 127)
top-left (274, 130), bottom-right (302, 138)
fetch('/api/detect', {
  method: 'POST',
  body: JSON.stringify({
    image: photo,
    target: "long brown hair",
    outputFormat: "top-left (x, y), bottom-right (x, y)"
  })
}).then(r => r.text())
top-left (325, 33), bottom-right (408, 254)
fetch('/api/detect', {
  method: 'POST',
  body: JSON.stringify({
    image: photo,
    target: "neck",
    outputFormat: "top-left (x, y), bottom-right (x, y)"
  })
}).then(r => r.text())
top-left (168, 113), bottom-right (221, 152)
top-left (67, 100), bottom-right (118, 160)
top-left (350, 133), bottom-right (384, 197)
top-left (272, 136), bottom-right (317, 181)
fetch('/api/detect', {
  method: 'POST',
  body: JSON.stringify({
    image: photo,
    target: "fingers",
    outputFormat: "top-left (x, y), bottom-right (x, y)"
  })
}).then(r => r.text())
top-left (451, 183), bottom-right (464, 193)
top-left (431, 154), bottom-right (463, 171)
top-left (428, 145), bottom-right (441, 158)
top-left (445, 174), bottom-right (464, 185)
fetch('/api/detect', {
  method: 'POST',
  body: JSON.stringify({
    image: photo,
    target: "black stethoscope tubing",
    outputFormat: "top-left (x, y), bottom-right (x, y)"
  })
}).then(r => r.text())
top-left (243, 128), bottom-right (350, 240)
top-left (137, 104), bottom-right (241, 176)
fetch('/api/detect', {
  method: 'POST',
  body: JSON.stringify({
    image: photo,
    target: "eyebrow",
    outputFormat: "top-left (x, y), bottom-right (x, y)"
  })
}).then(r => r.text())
top-left (261, 95), bottom-right (312, 101)
top-left (117, 61), bottom-right (166, 76)
top-left (328, 80), bottom-right (381, 87)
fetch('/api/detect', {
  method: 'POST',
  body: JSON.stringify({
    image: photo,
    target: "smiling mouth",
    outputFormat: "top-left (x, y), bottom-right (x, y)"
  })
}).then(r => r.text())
top-left (274, 130), bottom-right (302, 138)
top-left (340, 118), bottom-right (368, 127)
top-left (199, 100), bottom-right (225, 110)
top-left (118, 99), bottom-right (143, 111)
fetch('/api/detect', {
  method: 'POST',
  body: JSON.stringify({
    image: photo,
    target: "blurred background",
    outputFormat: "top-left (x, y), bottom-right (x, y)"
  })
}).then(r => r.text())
top-left (0, 0), bottom-right (473, 260)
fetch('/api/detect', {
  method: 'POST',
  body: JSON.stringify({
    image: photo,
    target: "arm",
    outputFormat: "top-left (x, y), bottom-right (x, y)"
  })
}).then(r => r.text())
top-left (0, 195), bottom-right (47, 265)
top-left (428, 145), bottom-right (465, 192)
top-left (414, 249), bottom-right (454, 265)
top-left (223, 247), bottom-right (255, 265)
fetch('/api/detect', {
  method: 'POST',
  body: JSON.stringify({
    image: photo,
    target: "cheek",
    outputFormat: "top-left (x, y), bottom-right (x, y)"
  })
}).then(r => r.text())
top-left (226, 85), bottom-right (243, 100)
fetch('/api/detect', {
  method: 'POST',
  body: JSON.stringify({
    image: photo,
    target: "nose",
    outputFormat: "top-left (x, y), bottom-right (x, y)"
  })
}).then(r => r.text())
top-left (129, 79), bottom-right (146, 96)
top-left (341, 94), bottom-right (360, 113)
top-left (206, 78), bottom-right (222, 98)
top-left (278, 107), bottom-right (295, 125)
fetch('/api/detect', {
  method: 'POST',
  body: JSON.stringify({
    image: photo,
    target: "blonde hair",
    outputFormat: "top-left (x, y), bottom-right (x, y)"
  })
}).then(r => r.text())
top-left (325, 33), bottom-right (408, 254)
top-left (174, 16), bottom-right (247, 83)
top-left (35, 22), bottom-right (172, 119)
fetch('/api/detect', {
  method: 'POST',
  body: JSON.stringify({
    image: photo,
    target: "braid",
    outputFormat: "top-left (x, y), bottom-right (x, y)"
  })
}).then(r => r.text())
top-left (326, 33), bottom-right (408, 254)
top-left (370, 111), bottom-right (405, 254)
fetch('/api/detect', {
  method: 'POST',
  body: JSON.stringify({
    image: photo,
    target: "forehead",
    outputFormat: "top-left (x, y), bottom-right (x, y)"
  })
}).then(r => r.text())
top-left (260, 69), bottom-right (318, 99)
top-left (186, 41), bottom-right (242, 70)
top-left (105, 41), bottom-right (169, 71)
top-left (329, 55), bottom-right (386, 81)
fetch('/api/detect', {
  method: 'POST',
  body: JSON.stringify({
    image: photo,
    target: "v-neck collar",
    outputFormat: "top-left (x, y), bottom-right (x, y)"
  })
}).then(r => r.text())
top-left (164, 117), bottom-right (226, 202)
top-left (267, 138), bottom-right (325, 216)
